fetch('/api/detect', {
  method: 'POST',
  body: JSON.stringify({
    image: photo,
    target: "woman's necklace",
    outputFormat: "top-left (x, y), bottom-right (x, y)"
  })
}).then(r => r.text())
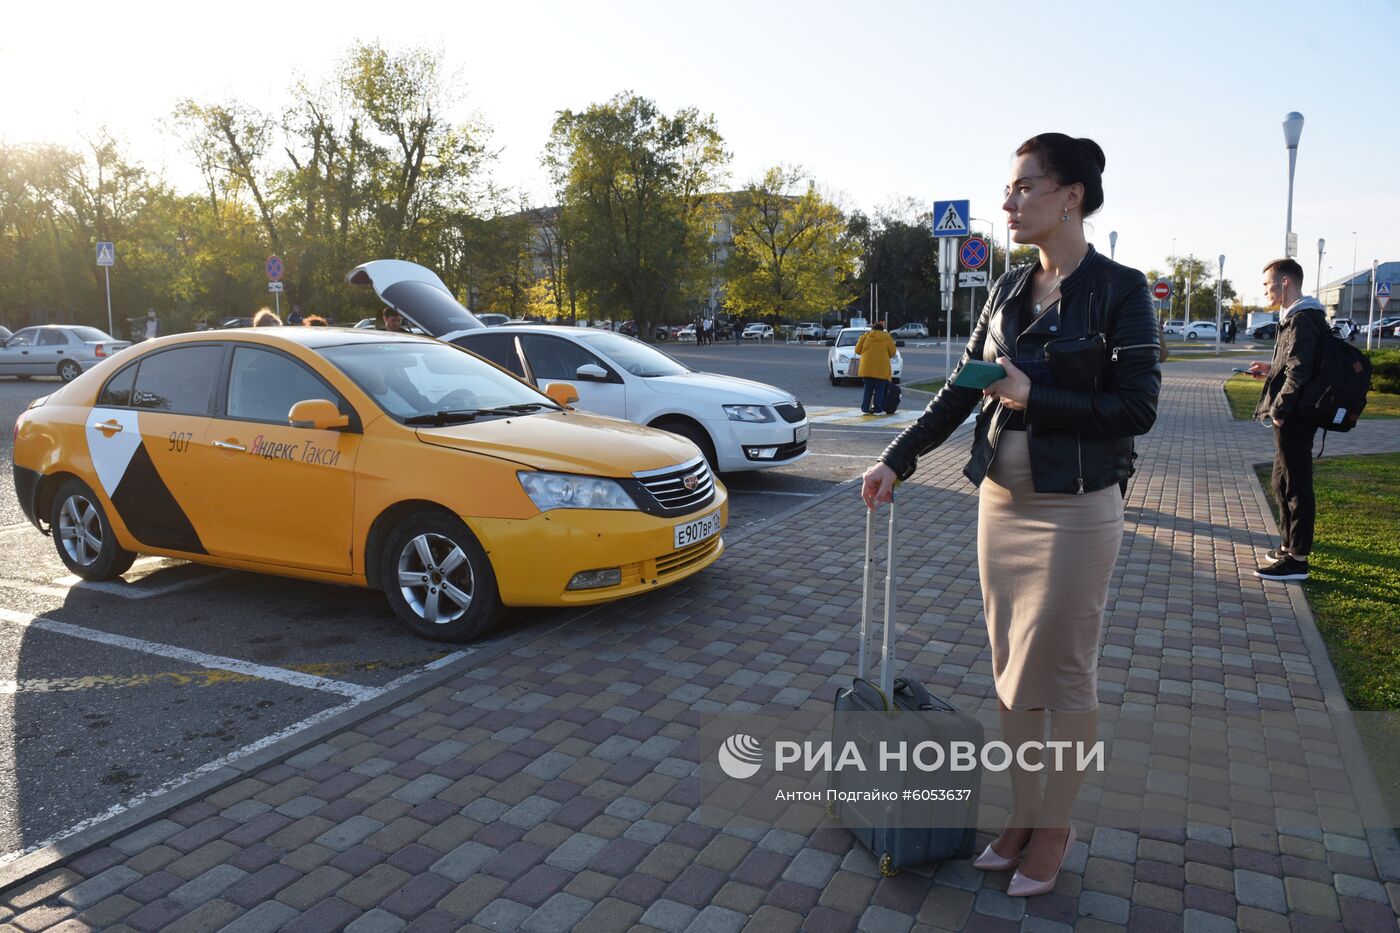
top-left (1032, 251), bottom-right (1088, 315)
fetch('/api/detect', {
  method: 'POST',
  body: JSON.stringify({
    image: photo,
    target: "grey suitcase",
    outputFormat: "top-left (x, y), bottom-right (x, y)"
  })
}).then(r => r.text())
top-left (828, 498), bottom-right (983, 876)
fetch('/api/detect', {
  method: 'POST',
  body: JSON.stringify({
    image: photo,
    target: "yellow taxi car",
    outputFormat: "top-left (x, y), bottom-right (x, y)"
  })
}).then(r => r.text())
top-left (11, 328), bottom-right (727, 641)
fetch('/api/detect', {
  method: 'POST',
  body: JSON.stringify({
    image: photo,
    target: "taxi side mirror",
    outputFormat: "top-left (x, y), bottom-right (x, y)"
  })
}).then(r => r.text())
top-left (543, 382), bottom-right (579, 407)
top-left (288, 398), bottom-right (350, 430)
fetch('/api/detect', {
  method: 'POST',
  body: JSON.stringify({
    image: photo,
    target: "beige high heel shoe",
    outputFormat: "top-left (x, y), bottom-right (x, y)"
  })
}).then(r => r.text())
top-left (1006, 826), bottom-right (1076, 896)
top-left (971, 840), bottom-right (1023, 871)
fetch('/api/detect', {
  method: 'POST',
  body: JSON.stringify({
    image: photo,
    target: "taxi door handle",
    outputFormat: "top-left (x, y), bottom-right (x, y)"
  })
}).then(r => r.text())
top-left (90, 420), bottom-right (123, 435)
top-left (213, 440), bottom-right (246, 452)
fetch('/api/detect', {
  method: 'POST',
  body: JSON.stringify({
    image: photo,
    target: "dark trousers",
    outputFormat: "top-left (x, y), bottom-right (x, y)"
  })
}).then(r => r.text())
top-left (861, 378), bottom-right (888, 413)
top-left (1272, 420), bottom-right (1318, 556)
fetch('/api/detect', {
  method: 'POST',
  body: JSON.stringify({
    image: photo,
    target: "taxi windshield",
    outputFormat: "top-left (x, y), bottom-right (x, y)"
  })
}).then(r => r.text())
top-left (322, 341), bottom-right (555, 423)
top-left (574, 332), bottom-right (689, 378)
top-left (836, 329), bottom-right (867, 347)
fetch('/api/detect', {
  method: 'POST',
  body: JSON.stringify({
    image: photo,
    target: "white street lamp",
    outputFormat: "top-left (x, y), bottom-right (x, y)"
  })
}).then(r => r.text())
top-left (1109, 231), bottom-right (1118, 261)
top-left (1283, 112), bottom-right (1304, 257)
top-left (1216, 254), bottom-right (1225, 354)
top-left (1316, 238), bottom-right (1325, 308)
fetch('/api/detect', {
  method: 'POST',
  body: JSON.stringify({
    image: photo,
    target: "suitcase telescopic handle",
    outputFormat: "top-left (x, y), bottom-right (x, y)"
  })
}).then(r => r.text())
top-left (858, 496), bottom-right (898, 700)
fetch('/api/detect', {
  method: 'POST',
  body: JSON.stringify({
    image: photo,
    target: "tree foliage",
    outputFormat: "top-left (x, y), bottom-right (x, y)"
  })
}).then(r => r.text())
top-left (545, 92), bottom-right (728, 336)
top-left (723, 165), bottom-right (858, 323)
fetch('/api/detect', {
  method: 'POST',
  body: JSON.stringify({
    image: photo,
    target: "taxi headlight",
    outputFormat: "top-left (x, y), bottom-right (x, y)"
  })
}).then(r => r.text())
top-left (517, 471), bottom-right (638, 511)
top-left (722, 404), bottom-right (774, 423)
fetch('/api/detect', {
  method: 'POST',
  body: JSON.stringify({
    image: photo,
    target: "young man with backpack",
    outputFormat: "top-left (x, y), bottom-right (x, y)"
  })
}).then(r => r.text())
top-left (1253, 258), bottom-right (1329, 582)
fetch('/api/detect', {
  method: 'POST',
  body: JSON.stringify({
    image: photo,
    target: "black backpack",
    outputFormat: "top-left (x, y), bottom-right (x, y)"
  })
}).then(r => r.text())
top-left (1297, 334), bottom-right (1371, 434)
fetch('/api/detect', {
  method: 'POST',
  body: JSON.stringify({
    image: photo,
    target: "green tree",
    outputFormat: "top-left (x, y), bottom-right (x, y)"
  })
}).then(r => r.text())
top-left (545, 91), bottom-right (728, 338)
top-left (724, 166), bottom-right (858, 325)
top-left (848, 207), bottom-right (937, 328)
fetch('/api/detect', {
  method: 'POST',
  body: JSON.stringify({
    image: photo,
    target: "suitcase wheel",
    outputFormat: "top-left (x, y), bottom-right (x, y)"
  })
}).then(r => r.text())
top-left (879, 853), bottom-right (899, 878)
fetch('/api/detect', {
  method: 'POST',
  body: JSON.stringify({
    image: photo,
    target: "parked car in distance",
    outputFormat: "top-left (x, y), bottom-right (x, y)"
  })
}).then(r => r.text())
top-left (476, 313), bottom-right (511, 327)
top-left (1250, 322), bottom-right (1277, 340)
top-left (794, 323), bottom-right (824, 340)
top-left (1163, 320), bottom-right (1186, 335)
top-left (742, 324), bottom-right (774, 341)
top-left (0, 325), bottom-right (131, 382)
top-left (825, 324), bottom-right (844, 340)
top-left (675, 324), bottom-right (696, 342)
top-left (827, 327), bottom-right (904, 386)
top-left (1360, 316), bottom-right (1400, 336)
top-left (1330, 318), bottom-right (1359, 341)
top-left (889, 323), bottom-right (929, 339)
top-left (1184, 321), bottom-right (1218, 340)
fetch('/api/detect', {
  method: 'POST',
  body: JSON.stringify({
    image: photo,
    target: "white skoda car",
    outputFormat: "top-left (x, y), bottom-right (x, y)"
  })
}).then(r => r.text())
top-left (346, 260), bottom-right (808, 473)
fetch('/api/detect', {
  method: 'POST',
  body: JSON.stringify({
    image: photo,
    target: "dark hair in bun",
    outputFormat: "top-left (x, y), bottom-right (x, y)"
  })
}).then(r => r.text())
top-left (1015, 133), bottom-right (1106, 217)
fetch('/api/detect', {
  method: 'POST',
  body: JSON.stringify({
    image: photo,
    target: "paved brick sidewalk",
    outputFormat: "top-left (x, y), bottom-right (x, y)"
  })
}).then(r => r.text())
top-left (4, 361), bottom-right (1400, 932)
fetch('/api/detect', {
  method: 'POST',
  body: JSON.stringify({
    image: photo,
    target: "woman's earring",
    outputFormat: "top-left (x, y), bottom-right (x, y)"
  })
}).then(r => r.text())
top-left (1062, 208), bottom-right (1070, 222)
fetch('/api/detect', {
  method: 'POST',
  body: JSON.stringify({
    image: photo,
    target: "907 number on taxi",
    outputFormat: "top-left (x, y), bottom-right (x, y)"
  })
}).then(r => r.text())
top-left (674, 510), bottom-right (721, 550)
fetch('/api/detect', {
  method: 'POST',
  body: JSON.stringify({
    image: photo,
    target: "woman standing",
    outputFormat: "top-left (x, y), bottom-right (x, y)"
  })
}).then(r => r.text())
top-left (855, 321), bottom-right (897, 414)
top-left (861, 133), bottom-right (1160, 896)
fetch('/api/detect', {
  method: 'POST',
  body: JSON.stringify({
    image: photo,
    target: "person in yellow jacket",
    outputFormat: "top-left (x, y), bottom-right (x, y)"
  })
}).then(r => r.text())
top-left (854, 321), bottom-right (898, 414)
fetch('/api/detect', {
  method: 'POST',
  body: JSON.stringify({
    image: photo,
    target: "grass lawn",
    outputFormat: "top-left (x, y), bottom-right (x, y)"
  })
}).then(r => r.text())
top-left (1224, 373), bottom-right (1400, 421)
top-left (906, 379), bottom-right (945, 393)
top-left (1255, 454), bottom-right (1400, 711)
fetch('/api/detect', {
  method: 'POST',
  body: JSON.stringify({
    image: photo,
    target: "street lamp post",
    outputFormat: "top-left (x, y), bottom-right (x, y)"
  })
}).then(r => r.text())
top-left (1109, 231), bottom-right (1118, 261)
top-left (1282, 112), bottom-right (1304, 257)
top-left (1216, 254), bottom-right (1225, 354)
top-left (1316, 238), bottom-right (1325, 310)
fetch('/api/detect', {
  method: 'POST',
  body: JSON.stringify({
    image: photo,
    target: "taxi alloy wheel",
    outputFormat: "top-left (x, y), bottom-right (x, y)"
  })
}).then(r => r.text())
top-left (49, 479), bottom-right (137, 580)
top-left (383, 512), bottom-right (504, 642)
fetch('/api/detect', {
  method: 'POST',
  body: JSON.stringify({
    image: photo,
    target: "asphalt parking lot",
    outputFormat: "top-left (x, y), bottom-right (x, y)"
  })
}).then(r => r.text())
top-left (0, 341), bottom-right (947, 867)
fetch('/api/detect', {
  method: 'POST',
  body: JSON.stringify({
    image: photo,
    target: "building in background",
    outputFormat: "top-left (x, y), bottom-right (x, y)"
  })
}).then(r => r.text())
top-left (1319, 261), bottom-right (1398, 322)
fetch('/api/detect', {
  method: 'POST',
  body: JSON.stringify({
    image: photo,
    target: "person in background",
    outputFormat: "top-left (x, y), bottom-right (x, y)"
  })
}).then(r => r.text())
top-left (302, 314), bottom-right (328, 326)
top-left (252, 308), bottom-right (281, 327)
top-left (286, 304), bottom-right (304, 326)
top-left (1253, 258), bottom-right (1328, 582)
top-left (854, 321), bottom-right (897, 414)
top-left (383, 307), bottom-right (405, 332)
top-left (143, 309), bottom-right (159, 341)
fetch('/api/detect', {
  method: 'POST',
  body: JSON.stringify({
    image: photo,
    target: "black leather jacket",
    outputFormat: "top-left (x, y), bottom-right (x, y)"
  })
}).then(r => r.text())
top-left (879, 245), bottom-right (1161, 494)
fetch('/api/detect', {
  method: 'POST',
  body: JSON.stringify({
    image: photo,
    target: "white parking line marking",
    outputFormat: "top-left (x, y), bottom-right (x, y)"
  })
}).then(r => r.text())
top-left (50, 571), bottom-right (232, 600)
top-left (0, 608), bottom-right (379, 700)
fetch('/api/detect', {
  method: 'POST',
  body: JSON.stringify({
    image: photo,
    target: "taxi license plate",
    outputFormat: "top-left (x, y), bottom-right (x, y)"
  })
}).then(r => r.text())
top-left (795, 423), bottom-right (809, 443)
top-left (674, 511), bottom-right (721, 550)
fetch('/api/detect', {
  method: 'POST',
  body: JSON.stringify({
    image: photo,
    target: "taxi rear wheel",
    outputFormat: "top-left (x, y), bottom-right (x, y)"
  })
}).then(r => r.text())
top-left (49, 479), bottom-right (137, 580)
top-left (381, 512), bottom-right (504, 642)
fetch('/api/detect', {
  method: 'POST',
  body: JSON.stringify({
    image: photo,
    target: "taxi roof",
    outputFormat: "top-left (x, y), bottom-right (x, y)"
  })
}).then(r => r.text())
top-left (153, 326), bottom-right (435, 352)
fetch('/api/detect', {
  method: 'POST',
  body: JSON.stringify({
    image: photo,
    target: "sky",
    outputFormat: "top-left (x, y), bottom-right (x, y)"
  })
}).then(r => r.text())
top-left (3, 0), bottom-right (1397, 305)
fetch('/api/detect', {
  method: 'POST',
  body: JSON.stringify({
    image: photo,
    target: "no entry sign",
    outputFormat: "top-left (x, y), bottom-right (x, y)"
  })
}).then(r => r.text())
top-left (1152, 280), bottom-right (1172, 300)
top-left (960, 237), bottom-right (988, 270)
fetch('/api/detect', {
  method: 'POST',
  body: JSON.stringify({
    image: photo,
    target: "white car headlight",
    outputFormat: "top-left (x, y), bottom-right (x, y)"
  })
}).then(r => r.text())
top-left (517, 472), bottom-right (638, 511)
top-left (722, 404), bottom-right (774, 423)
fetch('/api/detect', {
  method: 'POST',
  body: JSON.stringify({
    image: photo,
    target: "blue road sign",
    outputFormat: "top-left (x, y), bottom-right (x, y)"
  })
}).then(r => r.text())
top-left (96, 242), bottom-right (115, 267)
top-left (960, 237), bottom-right (988, 270)
top-left (1378, 282), bottom-right (1391, 298)
top-left (266, 255), bottom-right (284, 281)
top-left (932, 200), bottom-right (970, 237)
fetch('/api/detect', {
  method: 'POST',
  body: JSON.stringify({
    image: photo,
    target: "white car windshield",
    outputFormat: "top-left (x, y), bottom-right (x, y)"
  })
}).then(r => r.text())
top-left (576, 332), bottom-right (690, 377)
top-left (836, 330), bottom-right (866, 348)
top-left (323, 341), bottom-right (555, 422)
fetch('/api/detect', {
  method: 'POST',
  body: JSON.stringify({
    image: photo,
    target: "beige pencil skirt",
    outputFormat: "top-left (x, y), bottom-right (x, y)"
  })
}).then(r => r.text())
top-left (976, 430), bottom-right (1123, 711)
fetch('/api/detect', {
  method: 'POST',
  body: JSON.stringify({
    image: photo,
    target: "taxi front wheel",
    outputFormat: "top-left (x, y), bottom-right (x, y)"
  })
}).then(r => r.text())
top-left (49, 479), bottom-right (137, 580)
top-left (381, 511), bottom-right (505, 642)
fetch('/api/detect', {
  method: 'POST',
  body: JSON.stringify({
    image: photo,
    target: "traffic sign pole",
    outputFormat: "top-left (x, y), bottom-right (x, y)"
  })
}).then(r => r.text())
top-left (104, 267), bottom-right (113, 338)
top-left (1369, 262), bottom-right (1381, 349)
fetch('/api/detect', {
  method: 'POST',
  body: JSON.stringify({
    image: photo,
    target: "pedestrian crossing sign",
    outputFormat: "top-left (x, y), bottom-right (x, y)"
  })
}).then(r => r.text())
top-left (96, 242), bottom-right (115, 267)
top-left (932, 200), bottom-right (970, 237)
